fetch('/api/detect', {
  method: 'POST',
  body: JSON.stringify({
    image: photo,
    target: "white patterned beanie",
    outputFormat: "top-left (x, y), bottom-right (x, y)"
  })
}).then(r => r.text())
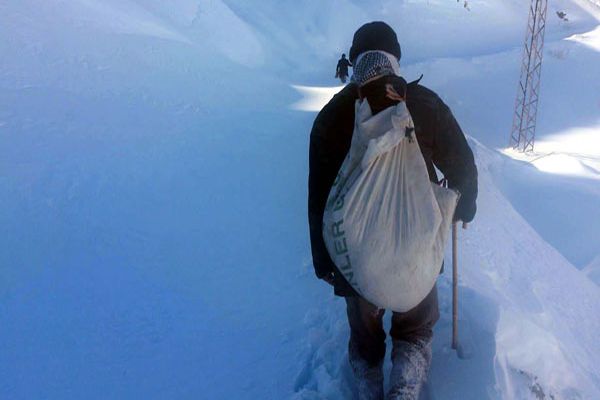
top-left (351, 50), bottom-right (401, 87)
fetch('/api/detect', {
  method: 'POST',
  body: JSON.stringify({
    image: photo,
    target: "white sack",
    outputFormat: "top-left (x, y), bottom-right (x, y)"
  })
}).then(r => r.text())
top-left (322, 99), bottom-right (459, 312)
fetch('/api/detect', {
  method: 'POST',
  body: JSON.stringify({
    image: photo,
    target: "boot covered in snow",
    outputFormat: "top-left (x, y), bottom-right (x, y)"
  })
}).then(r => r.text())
top-left (387, 338), bottom-right (432, 400)
top-left (349, 343), bottom-right (384, 400)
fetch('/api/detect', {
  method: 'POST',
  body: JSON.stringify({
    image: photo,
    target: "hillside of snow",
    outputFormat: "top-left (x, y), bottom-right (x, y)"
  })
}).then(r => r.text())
top-left (584, 255), bottom-right (600, 284)
top-left (1, 1), bottom-right (600, 399)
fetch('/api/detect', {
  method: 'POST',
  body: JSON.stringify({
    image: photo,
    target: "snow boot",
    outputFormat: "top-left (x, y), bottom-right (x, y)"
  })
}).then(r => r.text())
top-left (387, 338), bottom-right (432, 400)
top-left (349, 343), bottom-right (384, 400)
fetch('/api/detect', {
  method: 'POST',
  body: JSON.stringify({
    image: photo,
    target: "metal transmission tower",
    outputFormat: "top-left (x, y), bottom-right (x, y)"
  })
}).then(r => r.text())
top-left (510, 0), bottom-right (548, 152)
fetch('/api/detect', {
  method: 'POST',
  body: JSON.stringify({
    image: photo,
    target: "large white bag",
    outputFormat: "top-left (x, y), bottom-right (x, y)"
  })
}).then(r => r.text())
top-left (322, 99), bottom-right (459, 312)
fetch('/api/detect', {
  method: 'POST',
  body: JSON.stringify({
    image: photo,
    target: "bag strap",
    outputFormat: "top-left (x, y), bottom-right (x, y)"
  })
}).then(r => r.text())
top-left (408, 74), bottom-right (423, 87)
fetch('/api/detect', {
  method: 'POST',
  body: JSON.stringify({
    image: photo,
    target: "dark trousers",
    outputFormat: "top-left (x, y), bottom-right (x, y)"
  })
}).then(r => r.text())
top-left (345, 285), bottom-right (440, 367)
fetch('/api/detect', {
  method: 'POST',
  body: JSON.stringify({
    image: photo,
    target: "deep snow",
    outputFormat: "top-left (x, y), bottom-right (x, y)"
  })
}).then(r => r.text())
top-left (1, 0), bottom-right (600, 399)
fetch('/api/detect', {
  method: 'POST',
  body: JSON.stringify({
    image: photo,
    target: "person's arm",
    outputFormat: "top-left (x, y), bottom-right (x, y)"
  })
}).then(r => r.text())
top-left (431, 100), bottom-right (478, 222)
top-left (308, 86), bottom-right (357, 282)
top-left (308, 124), bottom-right (337, 280)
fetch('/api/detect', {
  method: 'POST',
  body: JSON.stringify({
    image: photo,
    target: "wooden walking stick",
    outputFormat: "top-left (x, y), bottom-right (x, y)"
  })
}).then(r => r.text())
top-left (452, 222), bottom-right (459, 350)
top-left (452, 222), bottom-right (469, 355)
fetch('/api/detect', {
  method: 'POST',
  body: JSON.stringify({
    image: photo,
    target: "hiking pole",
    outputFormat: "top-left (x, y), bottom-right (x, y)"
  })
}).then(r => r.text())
top-left (452, 222), bottom-right (459, 350)
top-left (452, 222), bottom-right (469, 357)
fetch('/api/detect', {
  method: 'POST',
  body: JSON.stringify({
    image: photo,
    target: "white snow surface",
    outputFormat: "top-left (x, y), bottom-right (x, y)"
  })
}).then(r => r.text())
top-left (1, 1), bottom-right (600, 399)
top-left (584, 255), bottom-right (600, 285)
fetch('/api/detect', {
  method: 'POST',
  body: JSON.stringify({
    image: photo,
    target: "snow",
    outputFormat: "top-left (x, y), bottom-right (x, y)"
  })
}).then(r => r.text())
top-left (457, 143), bottom-right (600, 399)
top-left (567, 24), bottom-right (600, 50)
top-left (291, 85), bottom-right (345, 112)
top-left (584, 255), bottom-right (600, 285)
top-left (1, 0), bottom-right (600, 399)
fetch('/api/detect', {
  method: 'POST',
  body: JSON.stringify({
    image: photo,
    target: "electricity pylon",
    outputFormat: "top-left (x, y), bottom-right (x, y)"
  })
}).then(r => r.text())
top-left (510, 0), bottom-right (548, 152)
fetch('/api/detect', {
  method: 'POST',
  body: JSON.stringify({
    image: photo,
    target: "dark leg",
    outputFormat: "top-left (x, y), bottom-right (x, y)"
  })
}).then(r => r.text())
top-left (387, 286), bottom-right (440, 400)
top-left (346, 296), bottom-right (386, 400)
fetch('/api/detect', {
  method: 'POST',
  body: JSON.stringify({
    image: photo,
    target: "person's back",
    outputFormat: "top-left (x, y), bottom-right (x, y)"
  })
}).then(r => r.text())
top-left (308, 22), bottom-right (477, 400)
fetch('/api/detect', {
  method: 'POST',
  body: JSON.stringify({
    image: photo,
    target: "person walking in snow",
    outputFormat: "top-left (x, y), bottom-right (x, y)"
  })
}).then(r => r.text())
top-left (308, 22), bottom-right (478, 400)
top-left (335, 53), bottom-right (352, 83)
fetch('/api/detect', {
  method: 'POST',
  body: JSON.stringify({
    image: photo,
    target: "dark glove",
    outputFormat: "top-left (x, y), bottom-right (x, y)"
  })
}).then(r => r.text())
top-left (454, 197), bottom-right (476, 223)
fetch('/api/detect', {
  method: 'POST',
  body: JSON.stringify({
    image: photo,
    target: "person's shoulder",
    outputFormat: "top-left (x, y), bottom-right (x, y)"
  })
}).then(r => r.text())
top-left (313, 84), bottom-right (358, 131)
top-left (406, 79), bottom-right (443, 110)
top-left (407, 79), bottom-right (458, 126)
top-left (328, 84), bottom-right (358, 108)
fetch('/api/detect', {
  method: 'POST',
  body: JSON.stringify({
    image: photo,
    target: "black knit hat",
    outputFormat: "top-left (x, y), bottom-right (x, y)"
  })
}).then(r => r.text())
top-left (349, 21), bottom-right (401, 63)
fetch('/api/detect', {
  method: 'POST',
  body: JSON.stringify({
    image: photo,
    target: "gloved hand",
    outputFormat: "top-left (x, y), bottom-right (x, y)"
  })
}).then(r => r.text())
top-left (453, 198), bottom-right (476, 223)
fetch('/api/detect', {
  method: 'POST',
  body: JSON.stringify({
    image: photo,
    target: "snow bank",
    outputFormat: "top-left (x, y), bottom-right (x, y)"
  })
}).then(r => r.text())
top-left (463, 142), bottom-right (600, 399)
top-left (584, 255), bottom-right (600, 285)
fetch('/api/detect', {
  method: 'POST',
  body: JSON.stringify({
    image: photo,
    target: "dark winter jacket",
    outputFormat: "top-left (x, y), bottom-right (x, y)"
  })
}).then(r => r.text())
top-left (308, 78), bottom-right (478, 296)
top-left (336, 58), bottom-right (352, 77)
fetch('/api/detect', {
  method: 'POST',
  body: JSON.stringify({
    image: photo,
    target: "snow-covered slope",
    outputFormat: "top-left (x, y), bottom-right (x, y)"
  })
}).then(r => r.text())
top-left (1, 0), bottom-right (600, 399)
top-left (584, 255), bottom-right (600, 285)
